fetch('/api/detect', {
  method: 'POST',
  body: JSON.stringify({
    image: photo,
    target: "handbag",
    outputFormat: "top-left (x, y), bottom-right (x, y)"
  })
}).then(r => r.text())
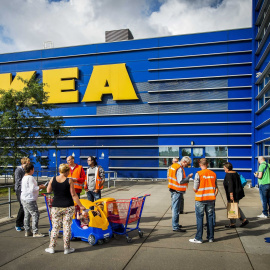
top-left (238, 173), bottom-right (247, 188)
top-left (227, 202), bottom-right (240, 219)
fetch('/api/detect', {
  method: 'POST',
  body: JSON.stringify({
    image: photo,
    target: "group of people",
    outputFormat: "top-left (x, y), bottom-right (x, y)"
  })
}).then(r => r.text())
top-left (168, 156), bottom-right (270, 244)
top-left (14, 155), bottom-right (105, 254)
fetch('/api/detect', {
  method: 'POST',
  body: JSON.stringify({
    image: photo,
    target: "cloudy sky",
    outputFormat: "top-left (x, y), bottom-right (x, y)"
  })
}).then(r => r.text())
top-left (0, 0), bottom-right (252, 54)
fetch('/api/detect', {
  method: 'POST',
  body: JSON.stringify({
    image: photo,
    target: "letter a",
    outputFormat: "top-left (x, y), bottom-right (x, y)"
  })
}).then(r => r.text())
top-left (82, 63), bottom-right (138, 102)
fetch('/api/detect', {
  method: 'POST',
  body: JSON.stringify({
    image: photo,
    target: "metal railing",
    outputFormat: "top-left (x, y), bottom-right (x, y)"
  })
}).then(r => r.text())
top-left (0, 170), bottom-right (118, 219)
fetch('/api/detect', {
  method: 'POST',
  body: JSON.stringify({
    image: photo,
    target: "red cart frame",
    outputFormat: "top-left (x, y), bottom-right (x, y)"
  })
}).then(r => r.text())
top-left (106, 194), bottom-right (150, 242)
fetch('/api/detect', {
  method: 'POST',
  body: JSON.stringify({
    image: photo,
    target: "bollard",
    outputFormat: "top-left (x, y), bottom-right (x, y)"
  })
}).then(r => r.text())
top-left (8, 187), bottom-right (11, 218)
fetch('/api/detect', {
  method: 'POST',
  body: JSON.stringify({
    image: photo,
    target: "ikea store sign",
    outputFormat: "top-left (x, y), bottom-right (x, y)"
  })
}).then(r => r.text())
top-left (0, 63), bottom-right (138, 104)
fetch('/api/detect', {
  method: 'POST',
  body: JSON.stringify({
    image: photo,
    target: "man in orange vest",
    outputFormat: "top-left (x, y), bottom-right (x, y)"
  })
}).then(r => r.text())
top-left (168, 156), bottom-right (193, 232)
top-left (84, 156), bottom-right (105, 202)
top-left (66, 155), bottom-right (86, 198)
top-left (189, 158), bottom-right (218, 244)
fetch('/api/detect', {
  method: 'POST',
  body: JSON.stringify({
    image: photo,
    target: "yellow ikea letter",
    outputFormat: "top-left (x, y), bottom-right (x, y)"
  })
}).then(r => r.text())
top-left (82, 63), bottom-right (138, 102)
top-left (0, 71), bottom-right (36, 91)
top-left (43, 67), bottom-right (79, 104)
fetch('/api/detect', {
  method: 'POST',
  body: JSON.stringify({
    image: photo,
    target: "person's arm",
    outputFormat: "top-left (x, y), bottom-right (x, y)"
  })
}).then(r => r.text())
top-left (77, 167), bottom-right (86, 183)
top-left (69, 179), bottom-right (86, 210)
top-left (227, 174), bottom-right (234, 201)
top-left (193, 173), bottom-right (200, 192)
top-left (47, 177), bottom-right (54, 193)
top-left (28, 176), bottom-right (40, 193)
top-left (257, 163), bottom-right (265, 179)
top-left (215, 179), bottom-right (218, 196)
top-left (99, 166), bottom-right (105, 187)
top-left (176, 168), bottom-right (191, 184)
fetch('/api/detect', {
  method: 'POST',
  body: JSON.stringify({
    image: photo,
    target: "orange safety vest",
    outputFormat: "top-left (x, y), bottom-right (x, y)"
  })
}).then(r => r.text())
top-left (84, 166), bottom-right (104, 190)
top-left (68, 165), bottom-right (84, 192)
top-left (168, 163), bottom-right (188, 192)
top-left (195, 169), bottom-right (217, 201)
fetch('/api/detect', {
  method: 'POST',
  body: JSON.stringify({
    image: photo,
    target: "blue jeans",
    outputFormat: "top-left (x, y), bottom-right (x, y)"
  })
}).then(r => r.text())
top-left (195, 200), bottom-right (215, 242)
top-left (170, 190), bottom-right (184, 230)
top-left (87, 190), bottom-right (101, 202)
top-left (259, 184), bottom-right (270, 216)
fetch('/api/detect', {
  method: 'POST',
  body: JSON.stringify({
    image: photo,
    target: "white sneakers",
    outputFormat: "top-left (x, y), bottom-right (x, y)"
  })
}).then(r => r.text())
top-left (45, 247), bottom-right (75, 254)
top-left (64, 248), bottom-right (75, 255)
top-left (33, 233), bottom-right (45, 237)
top-left (257, 213), bottom-right (268, 218)
top-left (45, 248), bottom-right (55, 254)
top-left (189, 238), bottom-right (202, 244)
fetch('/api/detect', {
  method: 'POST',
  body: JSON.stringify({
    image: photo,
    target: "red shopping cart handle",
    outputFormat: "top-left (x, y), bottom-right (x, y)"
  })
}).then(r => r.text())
top-left (131, 194), bottom-right (151, 200)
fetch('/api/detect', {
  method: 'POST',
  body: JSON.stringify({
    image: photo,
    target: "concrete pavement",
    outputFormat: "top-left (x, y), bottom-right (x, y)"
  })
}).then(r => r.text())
top-left (0, 180), bottom-right (270, 270)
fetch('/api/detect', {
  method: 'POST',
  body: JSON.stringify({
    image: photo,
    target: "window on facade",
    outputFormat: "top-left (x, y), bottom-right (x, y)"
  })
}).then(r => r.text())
top-left (193, 158), bottom-right (200, 168)
top-left (193, 148), bottom-right (204, 157)
top-left (159, 158), bottom-right (173, 167)
top-left (208, 158), bottom-right (227, 168)
top-left (159, 147), bottom-right (179, 157)
top-left (205, 147), bottom-right (227, 157)
top-left (181, 148), bottom-right (191, 156)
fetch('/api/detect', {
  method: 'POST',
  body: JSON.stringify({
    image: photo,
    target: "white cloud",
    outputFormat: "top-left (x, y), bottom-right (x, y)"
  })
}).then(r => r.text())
top-left (0, 0), bottom-right (252, 54)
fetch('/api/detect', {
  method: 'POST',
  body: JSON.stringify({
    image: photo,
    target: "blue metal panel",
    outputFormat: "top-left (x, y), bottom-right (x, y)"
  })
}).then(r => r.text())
top-left (228, 158), bottom-right (252, 168)
top-left (228, 89), bottom-right (251, 98)
top-left (228, 100), bottom-right (251, 110)
top-left (228, 77), bottom-right (252, 86)
top-left (110, 148), bottom-right (158, 156)
top-left (228, 147), bottom-right (252, 156)
top-left (110, 158), bottom-right (158, 167)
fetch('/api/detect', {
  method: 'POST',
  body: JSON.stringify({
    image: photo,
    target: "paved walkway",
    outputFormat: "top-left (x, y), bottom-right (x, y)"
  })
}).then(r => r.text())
top-left (0, 180), bottom-right (270, 270)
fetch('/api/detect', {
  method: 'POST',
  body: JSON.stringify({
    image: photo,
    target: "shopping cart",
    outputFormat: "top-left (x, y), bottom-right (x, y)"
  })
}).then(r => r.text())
top-left (43, 194), bottom-right (112, 245)
top-left (43, 193), bottom-right (62, 236)
top-left (105, 194), bottom-right (150, 242)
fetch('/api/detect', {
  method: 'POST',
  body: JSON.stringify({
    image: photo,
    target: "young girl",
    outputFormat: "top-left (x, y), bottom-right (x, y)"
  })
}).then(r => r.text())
top-left (21, 163), bottom-right (46, 237)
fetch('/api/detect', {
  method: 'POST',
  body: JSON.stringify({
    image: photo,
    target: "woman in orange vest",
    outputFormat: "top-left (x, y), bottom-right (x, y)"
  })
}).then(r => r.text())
top-left (168, 156), bottom-right (193, 232)
top-left (189, 158), bottom-right (218, 244)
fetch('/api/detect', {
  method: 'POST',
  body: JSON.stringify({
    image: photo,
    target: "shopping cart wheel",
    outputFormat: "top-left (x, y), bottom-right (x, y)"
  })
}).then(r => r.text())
top-left (104, 237), bottom-right (110, 243)
top-left (126, 237), bottom-right (132, 243)
top-left (97, 239), bottom-right (104, 245)
top-left (88, 234), bottom-right (96, 246)
top-left (138, 231), bottom-right (144, 238)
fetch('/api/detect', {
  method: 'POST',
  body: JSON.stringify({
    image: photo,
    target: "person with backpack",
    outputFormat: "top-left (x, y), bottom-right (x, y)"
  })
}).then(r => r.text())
top-left (254, 156), bottom-right (270, 218)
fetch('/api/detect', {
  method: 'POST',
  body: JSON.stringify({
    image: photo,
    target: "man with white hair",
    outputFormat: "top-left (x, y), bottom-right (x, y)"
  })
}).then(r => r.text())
top-left (254, 156), bottom-right (270, 218)
top-left (168, 156), bottom-right (193, 232)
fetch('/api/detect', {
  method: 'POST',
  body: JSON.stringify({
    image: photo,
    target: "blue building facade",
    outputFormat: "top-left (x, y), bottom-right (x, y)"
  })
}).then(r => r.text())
top-left (252, 0), bottom-right (270, 181)
top-left (0, 27), bottom-right (254, 181)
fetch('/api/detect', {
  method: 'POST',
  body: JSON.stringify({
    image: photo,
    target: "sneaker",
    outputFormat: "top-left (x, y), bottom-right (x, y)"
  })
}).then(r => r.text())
top-left (33, 233), bottom-right (45, 238)
top-left (25, 231), bottom-right (33, 237)
top-left (15, 226), bottom-right (24, 232)
top-left (189, 238), bottom-right (202, 244)
top-left (208, 239), bottom-right (214, 243)
top-left (45, 248), bottom-right (55, 254)
top-left (173, 228), bottom-right (186, 232)
top-left (64, 248), bottom-right (75, 255)
top-left (257, 213), bottom-right (268, 218)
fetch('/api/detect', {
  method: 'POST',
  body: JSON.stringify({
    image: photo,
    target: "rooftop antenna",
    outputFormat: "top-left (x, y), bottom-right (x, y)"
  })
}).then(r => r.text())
top-left (43, 41), bottom-right (54, 49)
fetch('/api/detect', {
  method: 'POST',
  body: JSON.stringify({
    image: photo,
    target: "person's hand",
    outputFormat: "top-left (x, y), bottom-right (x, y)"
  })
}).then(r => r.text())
top-left (80, 205), bottom-right (86, 211)
top-left (230, 194), bottom-right (234, 201)
top-left (94, 189), bottom-right (98, 193)
top-left (188, 173), bottom-right (193, 178)
top-left (85, 188), bottom-right (88, 192)
top-left (72, 178), bottom-right (77, 181)
top-left (39, 184), bottom-right (46, 190)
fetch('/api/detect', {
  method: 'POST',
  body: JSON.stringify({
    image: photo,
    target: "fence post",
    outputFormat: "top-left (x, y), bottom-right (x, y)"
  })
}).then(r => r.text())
top-left (8, 187), bottom-right (12, 218)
